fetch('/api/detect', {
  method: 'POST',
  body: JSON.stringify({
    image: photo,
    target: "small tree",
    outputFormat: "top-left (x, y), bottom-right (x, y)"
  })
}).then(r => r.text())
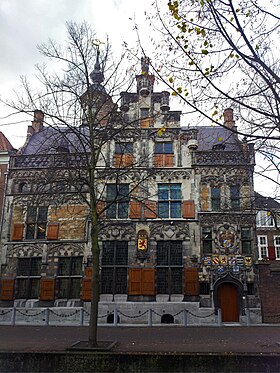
top-left (5, 22), bottom-right (155, 347)
top-left (145, 0), bottom-right (280, 194)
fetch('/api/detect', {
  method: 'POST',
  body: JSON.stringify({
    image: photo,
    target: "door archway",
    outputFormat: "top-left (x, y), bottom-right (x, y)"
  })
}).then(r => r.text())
top-left (217, 282), bottom-right (240, 322)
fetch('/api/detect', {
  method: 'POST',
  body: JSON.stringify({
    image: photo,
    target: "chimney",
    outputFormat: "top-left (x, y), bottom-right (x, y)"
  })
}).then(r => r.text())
top-left (32, 110), bottom-right (44, 133)
top-left (223, 108), bottom-right (235, 129)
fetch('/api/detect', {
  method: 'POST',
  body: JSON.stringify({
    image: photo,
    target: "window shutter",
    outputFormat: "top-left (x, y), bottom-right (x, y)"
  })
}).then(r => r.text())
top-left (268, 246), bottom-right (276, 261)
top-left (0, 279), bottom-right (14, 301)
top-left (114, 154), bottom-right (122, 167)
top-left (182, 201), bottom-right (195, 219)
top-left (201, 185), bottom-right (210, 211)
top-left (140, 118), bottom-right (151, 128)
top-left (142, 268), bottom-right (155, 295)
top-left (144, 200), bottom-right (157, 219)
top-left (85, 267), bottom-right (93, 278)
top-left (153, 154), bottom-right (163, 167)
top-left (124, 154), bottom-right (134, 167)
top-left (11, 223), bottom-right (24, 241)
top-left (96, 201), bottom-right (105, 218)
top-left (184, 268), bottom-right (199, 296)
top-left (129, 201), bottom-right (142, 219)
top-left (47, 223), bottom-right (59, 240)
top-left (82, 278), bottom-right (92, 301)
top-left (128, 268), bottom-right (142, 295)
top-left (40, 278), bottom-right (55, 301)
top-left (164, 154), bottom-right (174, 167)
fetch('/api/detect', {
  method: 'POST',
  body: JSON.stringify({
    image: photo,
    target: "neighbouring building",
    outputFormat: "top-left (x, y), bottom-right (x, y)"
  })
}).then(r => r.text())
top-left (255, 192), bottom-right (280, 323)
top-left (0, 57), bottom-right (261, 324)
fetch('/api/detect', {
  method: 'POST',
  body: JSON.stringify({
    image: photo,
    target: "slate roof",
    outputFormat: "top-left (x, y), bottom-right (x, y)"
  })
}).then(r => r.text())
top-left (255, 192), bottom-right (280, 210)
top-left (194, 126), bottom-right (241, 151)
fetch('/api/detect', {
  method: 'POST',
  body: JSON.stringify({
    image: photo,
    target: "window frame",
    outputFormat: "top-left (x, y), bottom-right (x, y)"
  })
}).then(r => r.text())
top-left (230, 185), bottom-right (240, 210)
top-left (257, 235), bottom-right (268, 259)
top-left (154, 142), bottom-right (173, 154)
top-left (211, 187), bottom-right (221, 211)
top-left (16, 257), bottom-right (42, 299)
top-left (115, 142), bottom-right (133, 155)
top-left (56, 256), bottom-right (83, 299)
top-left (158, 183), bottom-right (181, 219)
top-left (25, 206), bottom-right (48, 240)
top-left (202, 226), bottom-right (213, 254)
top-left (241, 227), bottom-right (252, 255)
top-left (256, 210), bottom-right (275, 227)
top-left (274, 235), bottom-right (280, 260)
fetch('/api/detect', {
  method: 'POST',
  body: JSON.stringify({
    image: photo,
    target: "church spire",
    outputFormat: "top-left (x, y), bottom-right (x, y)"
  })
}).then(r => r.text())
top-left (90, 43), bottom-right (104, 84)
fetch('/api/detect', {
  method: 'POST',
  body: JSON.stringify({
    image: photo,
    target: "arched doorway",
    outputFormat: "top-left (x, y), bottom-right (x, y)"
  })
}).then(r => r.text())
top-left (217, 282), bottom-right (240, 322)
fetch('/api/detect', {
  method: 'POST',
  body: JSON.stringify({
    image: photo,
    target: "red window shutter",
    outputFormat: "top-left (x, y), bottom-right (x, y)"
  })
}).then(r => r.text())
top-left (47, 223), bottom-right (59, 240)
top-left (128, 268), bottom-right (142, 295)
top-left (11, 224), bottom-right (24, 241)
top-left (85, 267), bottom-right (93, 278)
top-left (124, 154), bottom-right (134, 167)
top-left (114, 154), bottom-right (122, 167)
top-left (142, 268), bottom-right (155, 295)
top-left (1, 279), bottom-right (14, 301)
top-left (184, 268), bottom-right (199, 296)
top-left (144, 200), bottom-right (157, 219)
top-left (40, 278), bottom-right (55, 301)
top-left (268, 246), bottom-right (276, 261)
top-left (182, 200), bottom-right (195, 219)
top-left (129, 201), bottom-right (142, 219)
top-left (164, 154), bottom-right (174, 167)
top-left (153, 154), bottom-right (163, 167)
top-left (82, 278), bottom-right (92, 301)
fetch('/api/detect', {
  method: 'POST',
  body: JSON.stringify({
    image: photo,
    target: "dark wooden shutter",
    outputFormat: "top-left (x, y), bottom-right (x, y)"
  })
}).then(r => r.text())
top-left (129, 201), bottom-right (142, 219)
top-left (182, 200), bottom-right (195, 219)
top-left (40, 278), bottom-right (55, 301)
top-left (82, 278), bottom-right (92, 301)
top-left (144, 201), bottom-right (157, 219)
top-left (11, 224), bottom-right (24, 241)
top-left (268, 246), bottom-right (276, 261)
top-left (164, 154), bottom-right (174, 167)
top-left (184, 267), bottom-right (199, 296)
top-left (142, 268), bottom-right (155, 295)
top-left (46, 223), bottom-right (59, 240)
top-left (128, 268), bottom-right (142, 295)
top-left (85, 267), bottom-right (93, 278)
top-left (1, 279), bottom-right (15, 300)
top-left (153, 154), bottom-right (163, 167)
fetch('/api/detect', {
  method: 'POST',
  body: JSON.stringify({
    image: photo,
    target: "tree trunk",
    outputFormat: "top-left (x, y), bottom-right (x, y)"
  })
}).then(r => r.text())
top-left (88, 205), bottom-right (100, 347)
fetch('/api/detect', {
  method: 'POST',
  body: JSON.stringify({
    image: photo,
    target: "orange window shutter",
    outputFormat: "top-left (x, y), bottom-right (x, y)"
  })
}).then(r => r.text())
top-left (129, 201), bottom-right (142, 219)
top-left (40, 278), bottom-right (55, 301)
top-left (11, 223), bottom-right (24, 241)
top-left (47, 223), bottom-right (59, 240)
top-left (96, 201), bottom-right (105, 218)
top-left (184, 268), bottom-right (199, 296)
top-left (164, 154), bottom-right (174, 167)
top-left (1, 279), bottom-right (14, 301)
top-left (85, 267), bottom-right (93, 278)
top-left (144, 200), bottom-right (157, 219)
top-left (182, 200), bottom-right (195, 219)
top-left (153, 154), bottom-right (163, 167)
top-left (142, 268), bottom-right (155, 295)
top-left (140, 118), bottom-right (150, 128)
top-left (82, 278), bottom-right (92, 301)
top-left (128, 268), bottom-right (142, 295)
top-left (125, 154), bottom-right (134, 167)
top-left (114, 154), bottom-right (122, 167)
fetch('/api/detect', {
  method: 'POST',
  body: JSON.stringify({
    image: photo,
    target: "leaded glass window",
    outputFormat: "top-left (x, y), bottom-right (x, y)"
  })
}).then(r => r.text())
top-left (158, 184), bottom-right (181, 218)
top-left (106, 184), bottom-right (129, 219)
top-left (26, 206), bottom-right (48, 240)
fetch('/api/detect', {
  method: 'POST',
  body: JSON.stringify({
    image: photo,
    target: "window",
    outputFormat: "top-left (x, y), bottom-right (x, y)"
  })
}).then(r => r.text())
top-left (230, 186), bottom-right (240, 210)
top-left (158, 184), bottom-right (181, 218)
top-left (17, 257), bottom-right (41, 299)
top-left (154, 142), bottom-right (173, 154)
top-left (211, 187), bottom-right (220, 211)
top-left (101, 241), bottom-right (128, 294)
top-left (241, 227), bottom-right (252, 254)
top-left (274, 236), bottom-right (280, 260)
top-left (106, 184), bottom-right (129, 219)
top-left (202, 227), bottom-right (212, 254)
top-left (57, 257), bottom-right (82, 299)
top-left (26, 206), bottom-right (48, 240)
top-left (257, 235), bottom-right (268, 259)
top-left (140, 108), bottom-right (149, 119)
top-left (115, 142), bottom-right (133, 154)
top-left (156, 241), bottom-right (183, 294)
top-left (256, 211), bottom-right (275, 227)
top-left (18, 182), bottom-right (29, 193)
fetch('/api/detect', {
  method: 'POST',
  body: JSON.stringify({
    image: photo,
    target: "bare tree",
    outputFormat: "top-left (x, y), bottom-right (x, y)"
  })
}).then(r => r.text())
top-left (143, 0), bottom-right (280, 195)
top-left (3, 22), bottom-right (156, 347)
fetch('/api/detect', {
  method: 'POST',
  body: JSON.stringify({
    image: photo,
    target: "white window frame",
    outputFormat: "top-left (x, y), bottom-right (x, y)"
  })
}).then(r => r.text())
top-left (256, 211), bottom-right (275, 227)
top-left (257, 235), bottom-right (268, 259)
top-left (274, 236), bottom-right (280, 260)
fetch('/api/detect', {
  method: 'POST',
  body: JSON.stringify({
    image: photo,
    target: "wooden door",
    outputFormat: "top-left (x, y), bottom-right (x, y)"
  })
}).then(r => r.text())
top-left (218, 282), bottom-right (239, 322)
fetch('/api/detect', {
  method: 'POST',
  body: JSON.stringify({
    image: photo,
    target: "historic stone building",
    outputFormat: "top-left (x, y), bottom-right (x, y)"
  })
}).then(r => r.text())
top-left (0, 58), bottom-right (261, 324)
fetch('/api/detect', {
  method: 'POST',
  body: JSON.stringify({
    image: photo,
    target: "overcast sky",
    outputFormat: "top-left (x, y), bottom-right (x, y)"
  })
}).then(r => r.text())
top-left (0, 0), bottom-right (153, 148)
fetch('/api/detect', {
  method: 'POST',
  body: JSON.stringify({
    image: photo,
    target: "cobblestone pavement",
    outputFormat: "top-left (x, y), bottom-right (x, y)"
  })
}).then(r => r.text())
top-left (0, 325), bottom-right (280, 354)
